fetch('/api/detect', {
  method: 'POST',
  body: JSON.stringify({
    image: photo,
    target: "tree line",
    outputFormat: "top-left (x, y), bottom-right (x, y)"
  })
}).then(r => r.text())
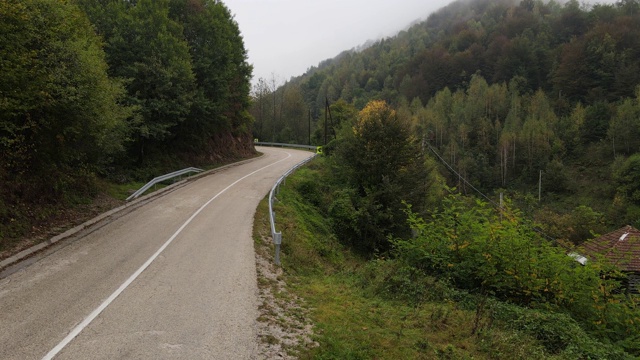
top-left (0, 0), bottom-right (252, 242)
top-left (252, 0), bottom-right (640, 238)
top-left (292, 98), bottom-right (640, 356)
top-left (249, 0), bottom-right (640, 354)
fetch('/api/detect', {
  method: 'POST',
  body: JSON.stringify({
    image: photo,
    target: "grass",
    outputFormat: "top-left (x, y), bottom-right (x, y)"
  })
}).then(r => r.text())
top-left (252, 157), bottom-right (584, 359)
top-left (101, 179), bottom-right (147, 201)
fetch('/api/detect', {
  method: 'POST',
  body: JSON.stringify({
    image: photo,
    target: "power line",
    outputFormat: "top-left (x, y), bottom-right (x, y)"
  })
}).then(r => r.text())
top-left (424, 141), bottom-right (560, 245)
top-left (425, 141), bottom-right (500, 208)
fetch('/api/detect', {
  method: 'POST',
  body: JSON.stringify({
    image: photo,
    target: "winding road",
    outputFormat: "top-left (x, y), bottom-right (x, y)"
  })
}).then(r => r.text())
top-left (0, 147), bottom-right (313, 360)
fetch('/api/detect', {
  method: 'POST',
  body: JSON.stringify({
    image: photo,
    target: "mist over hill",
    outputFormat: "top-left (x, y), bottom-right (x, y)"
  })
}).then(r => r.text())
top-left (250, 0), bottom-right (640, 239)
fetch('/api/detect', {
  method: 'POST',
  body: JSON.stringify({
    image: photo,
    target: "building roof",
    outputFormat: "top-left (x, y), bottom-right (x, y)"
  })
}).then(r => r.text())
top-left (577, 225), bottom-right (640, 272)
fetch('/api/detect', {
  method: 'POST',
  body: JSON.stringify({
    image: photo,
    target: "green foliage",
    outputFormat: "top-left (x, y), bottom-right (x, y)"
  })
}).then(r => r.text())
top-left (78, 0), bottom-right (253, 167)
top-left (256, 0), bottom-right (640, 235)
top-left (614, 153), bottom-right (640, 205)
top-left (80, 0), bottom-right (196, 162)
top-left (0, 0), bottom-right (130, 179)
top-left (544, 159), bottom-right (569, 193)
top-left (247, 1), bottom-right (640, 355)
top-left (331, 100), bottom-right (435, 253)
top-left (1, 0), bottom-right (254, 245)
top-left (271, 160), bottom-right (346, 275)
top-left (255, 157), bottom-right (637, 359)
top-left (490, 302), bottom-right (630, 358)
top-left (608, 89), bottom-right (640, 156)
top-left (393, 194), bottom-right (640, 354)
top-left (0, 0), bottom-right (131, 239)
top-left (169, 0), bottom-right (253, 151)
top-left (535, 204), bottom-right (605, 245)
top-left (281, 0), bottom-right (640, 117)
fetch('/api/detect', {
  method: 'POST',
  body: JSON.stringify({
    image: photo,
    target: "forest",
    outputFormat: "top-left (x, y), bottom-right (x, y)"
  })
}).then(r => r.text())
top-left (247, 0), bottom-right (640, 356)
top-left (250, 0), bottom-right (640, 241)
top-left (0, 0), bottom-right (253, 243)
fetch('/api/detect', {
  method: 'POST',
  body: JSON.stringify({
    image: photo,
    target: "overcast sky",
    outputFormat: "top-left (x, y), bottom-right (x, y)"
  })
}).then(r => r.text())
top-left (223, 0), bottom-right (452, 83)
top-left (223, 0), bottom-right (618, 85)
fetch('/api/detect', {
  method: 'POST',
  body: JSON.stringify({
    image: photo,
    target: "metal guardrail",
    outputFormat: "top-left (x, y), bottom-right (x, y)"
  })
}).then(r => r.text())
top-left (126, 167), bottom-right (204, 201)
top-left (268, 154), bottom-right (317, 265)
top-left (255, 141), bottom-right (317, 151)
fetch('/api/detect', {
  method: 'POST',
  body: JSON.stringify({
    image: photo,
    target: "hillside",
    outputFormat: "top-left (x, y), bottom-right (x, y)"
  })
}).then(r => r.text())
top-left (0, 0), bottom-right (254, 248)
top-left (250, 0), bottom-right (640, 241)
top-left (255, 156), bottom-right (640, 358)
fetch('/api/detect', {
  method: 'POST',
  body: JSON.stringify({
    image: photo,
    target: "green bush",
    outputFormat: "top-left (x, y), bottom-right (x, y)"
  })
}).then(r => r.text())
top-left (491, 302), bottom-right (630, 359)
top-left (393, 193), bottom-right (640, 355)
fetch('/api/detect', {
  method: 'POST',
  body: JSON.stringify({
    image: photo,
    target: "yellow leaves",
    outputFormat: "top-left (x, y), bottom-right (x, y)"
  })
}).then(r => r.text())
top-left (359, 100), bottom-right (395, 121)
top-left (448, 242), bottom-right (470, 251)
top-left (353, 100), bottom-right (396, 136)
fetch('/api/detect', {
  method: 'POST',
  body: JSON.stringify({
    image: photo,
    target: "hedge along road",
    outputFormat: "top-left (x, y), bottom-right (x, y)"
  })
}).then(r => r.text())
top-left (0, 147), bottom-right (313, 360)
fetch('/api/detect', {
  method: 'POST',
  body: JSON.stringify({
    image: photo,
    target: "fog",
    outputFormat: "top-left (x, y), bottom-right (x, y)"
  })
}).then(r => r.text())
top-left (224, 0), bottom-right (452, 83)
top-left (224, 0), bottom-right (621, 84)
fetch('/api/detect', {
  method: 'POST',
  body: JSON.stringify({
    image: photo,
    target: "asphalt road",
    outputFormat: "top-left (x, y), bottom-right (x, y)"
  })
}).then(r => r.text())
top-left (0, 147), bottom-right (313, 360)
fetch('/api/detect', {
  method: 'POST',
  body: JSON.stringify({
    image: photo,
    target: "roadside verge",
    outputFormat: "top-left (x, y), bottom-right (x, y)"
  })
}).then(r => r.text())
top-left (0, 154), bottom-right (264, 277)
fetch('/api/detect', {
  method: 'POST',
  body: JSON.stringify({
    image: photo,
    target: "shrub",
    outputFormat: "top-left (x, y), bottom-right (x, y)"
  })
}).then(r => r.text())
top-left (393, 194), bottom-right (640, 354)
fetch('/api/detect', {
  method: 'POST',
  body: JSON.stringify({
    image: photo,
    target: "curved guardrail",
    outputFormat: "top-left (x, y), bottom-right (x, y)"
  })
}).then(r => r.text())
top-left (255, 141), bottom-right (317, 151)
top-left (268, 154), bottom-right (317, 265)
top-left (126, 167), bottom-right (203, 201)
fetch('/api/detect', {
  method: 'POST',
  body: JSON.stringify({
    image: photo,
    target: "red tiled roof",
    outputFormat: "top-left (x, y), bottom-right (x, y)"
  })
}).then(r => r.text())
top-left (578, 225), bottom-right (640, 272)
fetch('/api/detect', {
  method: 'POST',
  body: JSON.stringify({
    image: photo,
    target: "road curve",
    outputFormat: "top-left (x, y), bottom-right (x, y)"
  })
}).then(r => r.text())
top-left (0, 147), bottom-right (313, 360)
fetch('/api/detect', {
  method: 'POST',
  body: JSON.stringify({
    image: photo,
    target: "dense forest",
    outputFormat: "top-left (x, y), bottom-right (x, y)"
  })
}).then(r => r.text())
top-left (253, 1), bottom-right (640, 354)
top-left (0, 0), bottom-right (253, 242)
top-left (251, 0), bottom-right (640, 241)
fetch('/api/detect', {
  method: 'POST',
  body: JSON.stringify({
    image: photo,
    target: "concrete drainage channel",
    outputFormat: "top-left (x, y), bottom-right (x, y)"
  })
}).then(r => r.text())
top-left (0, 155), bottom-right (264, 279)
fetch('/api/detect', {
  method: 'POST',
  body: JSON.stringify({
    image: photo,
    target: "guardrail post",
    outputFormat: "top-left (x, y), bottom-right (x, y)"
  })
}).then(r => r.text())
top-left (266, 152), bottom-right (317, 267)
top-left (274, 232), bottom-right (282, 265)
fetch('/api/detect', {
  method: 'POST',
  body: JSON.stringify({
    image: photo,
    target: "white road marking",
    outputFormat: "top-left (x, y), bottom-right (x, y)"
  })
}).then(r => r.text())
top-left (42, 151), bottom-right (293, 360)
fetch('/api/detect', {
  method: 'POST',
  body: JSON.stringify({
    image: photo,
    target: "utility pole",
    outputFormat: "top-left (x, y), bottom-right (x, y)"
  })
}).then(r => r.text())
top-left (270, 74), bottom-right (278, 142)
top-left (538, 170), bottom-right (542, 202)
top-left (324, 101), bottom-right (328, 146)
top-left (328, 98), bottom-right (335, 139)
top-left (308, 109), bottom-right (311, 145)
